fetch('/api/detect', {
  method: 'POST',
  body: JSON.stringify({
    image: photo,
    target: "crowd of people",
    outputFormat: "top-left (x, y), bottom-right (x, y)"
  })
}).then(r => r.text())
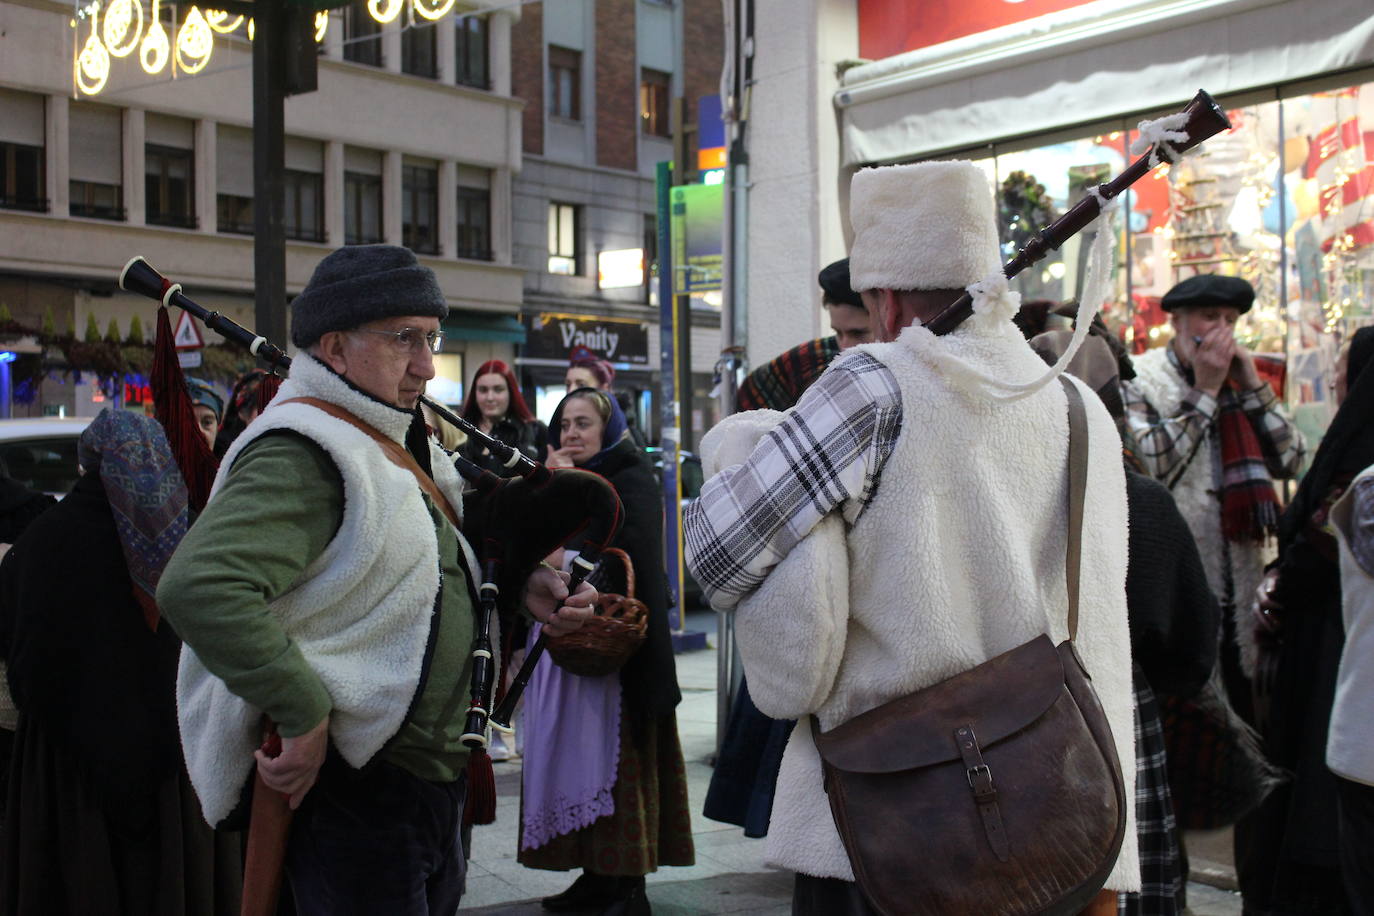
top-left (0, 156), bottom-right (1367, 916)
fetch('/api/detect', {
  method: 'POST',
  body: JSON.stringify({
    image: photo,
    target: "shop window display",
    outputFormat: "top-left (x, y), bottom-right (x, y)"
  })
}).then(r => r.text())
top-left (963, 79), bottom-right (1374, 448)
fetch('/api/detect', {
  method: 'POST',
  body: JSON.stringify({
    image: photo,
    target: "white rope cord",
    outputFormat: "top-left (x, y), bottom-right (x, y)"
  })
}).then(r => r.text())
top-left (1129, 111), bottom-right (1192, 168)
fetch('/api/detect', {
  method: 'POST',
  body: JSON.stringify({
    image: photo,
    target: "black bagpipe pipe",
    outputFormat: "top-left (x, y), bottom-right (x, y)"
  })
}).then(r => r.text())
top-left (117, 255), bottom-right (624, 749)
top-left (118, 255), bottom-right (549, 484)
top-left (923, 89), bottom-right (1233, 337)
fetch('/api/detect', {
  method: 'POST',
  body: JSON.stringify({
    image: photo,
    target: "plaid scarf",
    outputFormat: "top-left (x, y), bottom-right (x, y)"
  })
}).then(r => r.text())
top-left (736, 336), bottom-right (841, 411)
top-left (1220, 387), bottom-right (1280, 543)
top-left (1215, 385), bottom-right (1281, 543)
top-left (1169, 349), bottom-right (1280, 544)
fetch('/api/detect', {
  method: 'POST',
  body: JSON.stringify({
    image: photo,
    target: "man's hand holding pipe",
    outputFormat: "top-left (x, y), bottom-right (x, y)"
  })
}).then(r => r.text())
top-left (526, 564), bottom-right (597, 637)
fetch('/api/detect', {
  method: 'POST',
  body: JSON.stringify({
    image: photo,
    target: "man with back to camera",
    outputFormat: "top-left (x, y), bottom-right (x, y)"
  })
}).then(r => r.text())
top-left (734, 258), bottom-right (873, 412)
top-left (685, 160), bottom-right (1138, 912)
top-left (157, 244), bottom-right (596, 914)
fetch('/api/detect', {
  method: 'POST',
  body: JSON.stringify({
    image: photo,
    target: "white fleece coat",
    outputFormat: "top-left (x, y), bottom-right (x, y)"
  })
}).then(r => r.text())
top-left (177, 354), bottom-right (478, 826)
top-left (703, 314), bottom-right (1139, 891)
top-left (1130, 348), bottom-right (1274, 673)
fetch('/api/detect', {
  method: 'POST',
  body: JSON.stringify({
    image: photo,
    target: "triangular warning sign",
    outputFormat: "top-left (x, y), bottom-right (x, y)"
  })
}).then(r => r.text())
top-left (173, 311), bottom-right (205, 350)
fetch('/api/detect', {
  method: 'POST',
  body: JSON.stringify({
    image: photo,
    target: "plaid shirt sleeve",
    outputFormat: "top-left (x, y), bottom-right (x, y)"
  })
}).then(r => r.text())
top-left (1121, 379), bottom-right (1218, 482)
top-left (1236, 382), bottom-right (1307, 480)
top-left (684, 352), bottom-right (903, 611)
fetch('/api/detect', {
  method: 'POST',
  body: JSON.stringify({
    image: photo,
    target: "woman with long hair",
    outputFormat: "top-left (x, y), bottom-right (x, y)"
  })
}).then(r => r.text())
top-left (456, 359), bottom-right (548, 476)
top-left (518, 387), bottom-right (694, 915)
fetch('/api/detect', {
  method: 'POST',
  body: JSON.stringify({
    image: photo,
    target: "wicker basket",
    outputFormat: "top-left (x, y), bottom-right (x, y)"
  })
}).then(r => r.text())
top-left (546, 547), bottom-right (649, 677)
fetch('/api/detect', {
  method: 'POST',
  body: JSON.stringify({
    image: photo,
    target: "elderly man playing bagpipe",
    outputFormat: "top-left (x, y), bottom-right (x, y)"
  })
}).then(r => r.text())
top-left (158, 245), bottom-right (599, 915)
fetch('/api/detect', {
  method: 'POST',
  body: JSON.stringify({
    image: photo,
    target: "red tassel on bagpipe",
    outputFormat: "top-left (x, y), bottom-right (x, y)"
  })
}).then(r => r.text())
top-left (151, 306), bottom-right (219, 511)
top-left (463, 748), bottom-right (497, 826)
top-left (256, 372), bottom-right (283, 412)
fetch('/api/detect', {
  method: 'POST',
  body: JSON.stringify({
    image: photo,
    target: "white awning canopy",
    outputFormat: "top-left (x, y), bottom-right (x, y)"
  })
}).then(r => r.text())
top-left (837, 0), bottom-right (1374, 166)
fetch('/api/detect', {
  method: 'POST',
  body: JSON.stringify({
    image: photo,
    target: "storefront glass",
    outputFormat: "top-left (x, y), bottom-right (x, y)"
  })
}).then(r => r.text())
top-left (961, 76), bottom-right (1374, 440)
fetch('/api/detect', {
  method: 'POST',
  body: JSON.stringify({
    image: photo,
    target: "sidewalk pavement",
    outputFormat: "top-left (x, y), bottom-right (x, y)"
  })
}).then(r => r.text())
top-left (463, 611), bottom-right (1244, 915)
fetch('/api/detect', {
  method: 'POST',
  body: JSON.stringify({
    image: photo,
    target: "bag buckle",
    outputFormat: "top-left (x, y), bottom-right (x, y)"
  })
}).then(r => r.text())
top-left (966, 763), bottom-right (995, 801)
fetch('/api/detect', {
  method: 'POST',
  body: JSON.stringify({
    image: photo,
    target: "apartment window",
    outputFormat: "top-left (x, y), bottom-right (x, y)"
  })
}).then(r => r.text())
top-left (344, 146), bottom-right (383, 245)
top-left (402, 162), bottom-right (439, 255)
top-left (145, 145), bottom-right (195, 228)
top-left (548, 202), bottom-right (580, 275)
top-left (69, 102), bottom-right (123, 220)
top-left (216, 124), bottom-right (253, 234)
top-left (454, 16), bottom-right (489, 89)
top-left (456, 172), bottom-right (491, 261)
top-left (283, 170), bottom-right (324, 242)
top-left (343, 1), bottom-right (383, 67)
top-left (1, 143), bottom-right (46, 213)
top-left (217, 194), bottom-right (253, 234)
top-left (640, 69), bottom-right (671, 138)
top-left (548, 46), bottom-right (581, 121)
top-left (402, 21), bottom-right (437, 78)
top-left (0, 89), bottom-right (46, 212)
top-left (344, 173), bottom-right (382, 244)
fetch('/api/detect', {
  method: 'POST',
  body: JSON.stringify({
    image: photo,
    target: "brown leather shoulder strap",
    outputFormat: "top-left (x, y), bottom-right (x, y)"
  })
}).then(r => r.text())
top-left (1060, 377), bottom-right (1089, 642)
top-left (277, 396), bottom-right (460, 529)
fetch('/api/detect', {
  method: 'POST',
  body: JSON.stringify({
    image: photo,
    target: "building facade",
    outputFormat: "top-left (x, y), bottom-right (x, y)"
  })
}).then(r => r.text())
top-left (0, 0), bottom-right (524, 416)
top-left (509, 0), bottom-right (723, 446)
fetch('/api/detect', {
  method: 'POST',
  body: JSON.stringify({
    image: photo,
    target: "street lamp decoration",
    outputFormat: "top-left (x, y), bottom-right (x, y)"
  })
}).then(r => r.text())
top-left (101, 0), bottom-right (143, 57)
top-left (72, 0), bottom-right (475, 97)
top-left (74, 7), bottom-right (110, 96)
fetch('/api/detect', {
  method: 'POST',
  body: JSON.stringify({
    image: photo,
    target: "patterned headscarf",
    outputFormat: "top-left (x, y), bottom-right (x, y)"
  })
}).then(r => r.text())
top-left (78, 409), bottom-right (189, 629)
top-left (549, 387), bottom-right (629, 472)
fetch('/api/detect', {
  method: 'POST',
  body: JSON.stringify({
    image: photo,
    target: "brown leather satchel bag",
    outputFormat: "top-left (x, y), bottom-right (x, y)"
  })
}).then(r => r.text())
top-left (812, 379), bottom-right (1127, 916)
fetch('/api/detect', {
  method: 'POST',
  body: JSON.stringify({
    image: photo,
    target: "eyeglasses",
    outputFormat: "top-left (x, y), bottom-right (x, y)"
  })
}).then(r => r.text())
top-left (353, 327), bottom-right (445, 354)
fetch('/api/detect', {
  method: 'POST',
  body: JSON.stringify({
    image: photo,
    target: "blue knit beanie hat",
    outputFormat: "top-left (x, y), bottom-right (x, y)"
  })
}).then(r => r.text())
top-left (290, 245), bottom-right (448, 348)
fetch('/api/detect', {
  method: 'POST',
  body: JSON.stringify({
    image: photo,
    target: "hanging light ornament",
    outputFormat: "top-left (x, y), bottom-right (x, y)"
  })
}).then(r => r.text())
top-left (101, 0), bottom-right (144, 58)
top-left (204, 9), bottom-right (244, 33)
top-left (76, 8), bottom-right (111, 96)
top-left (412, 0), bottom-right (457, 21)
top-left (315, 10), bottom-right (329, 42)
top-left (369, 0), bottom-right (404, 24)
top-left (175, 6), bottom-right (214, 75)
top-left (140, 0), bottom-right (171, 74)
top-left (247, 17), bottom-right (254, 40)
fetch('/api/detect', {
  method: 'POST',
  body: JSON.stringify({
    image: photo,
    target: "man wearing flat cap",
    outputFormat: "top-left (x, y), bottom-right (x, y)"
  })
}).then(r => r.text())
top-left (686, 162), bottom-right (1138, 911)
top-left (735, 257), bottom-right (873, 411)
top-left (158, 245), bottom-right (595, 913)
top-left (1123, 274), bottom-right (1305, 677)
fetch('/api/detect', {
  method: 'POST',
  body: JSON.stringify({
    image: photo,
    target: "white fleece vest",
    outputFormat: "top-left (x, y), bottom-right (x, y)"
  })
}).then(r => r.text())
top-left (1130, 349), bottom-right (1274, 672)
top-left (177, 354), bottom-right (477, 826)
top-left (712, 317), bottom-right (1139, 891)
top-left (1327, 465), bottom-right (1374, 787)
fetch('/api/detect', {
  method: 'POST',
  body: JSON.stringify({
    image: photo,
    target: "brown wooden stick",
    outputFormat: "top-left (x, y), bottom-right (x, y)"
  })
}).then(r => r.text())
top-left (240, 729), bottom-right (293, 916)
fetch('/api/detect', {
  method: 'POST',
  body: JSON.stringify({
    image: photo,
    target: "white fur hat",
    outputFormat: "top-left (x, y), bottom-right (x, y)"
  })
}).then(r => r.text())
top-left (848, 161), bottom-right (1002, 292)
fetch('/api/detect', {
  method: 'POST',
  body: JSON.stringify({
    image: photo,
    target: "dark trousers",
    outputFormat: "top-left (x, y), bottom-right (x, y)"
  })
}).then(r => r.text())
top-left (286, 761), bottom-right (467, 916)
top-left (1337, 775), bottom-right (1374, 916)
top-left (793, 874), bottom-right (878, 915)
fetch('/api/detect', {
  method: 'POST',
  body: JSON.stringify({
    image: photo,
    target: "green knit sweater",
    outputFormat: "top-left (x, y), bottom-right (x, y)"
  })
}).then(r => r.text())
top-left (158, 432), bottom-right (474, 783)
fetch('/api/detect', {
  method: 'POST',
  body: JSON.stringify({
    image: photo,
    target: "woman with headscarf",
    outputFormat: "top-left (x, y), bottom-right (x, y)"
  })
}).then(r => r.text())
top-left (1237, 326), bottom-right (1374, 915)
top-left (1031, 328), bottom-right (1220, 916)
top-left (0, 409), bottom-right (241, 915)
top-left (519, 388), bottom-right (694, 915)
top-left (457, 359), bottom-right (548, 476)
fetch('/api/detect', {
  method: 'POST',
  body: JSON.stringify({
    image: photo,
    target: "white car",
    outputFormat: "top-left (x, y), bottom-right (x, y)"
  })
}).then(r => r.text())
top-left (0, 417), bottom-right (93, 498)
